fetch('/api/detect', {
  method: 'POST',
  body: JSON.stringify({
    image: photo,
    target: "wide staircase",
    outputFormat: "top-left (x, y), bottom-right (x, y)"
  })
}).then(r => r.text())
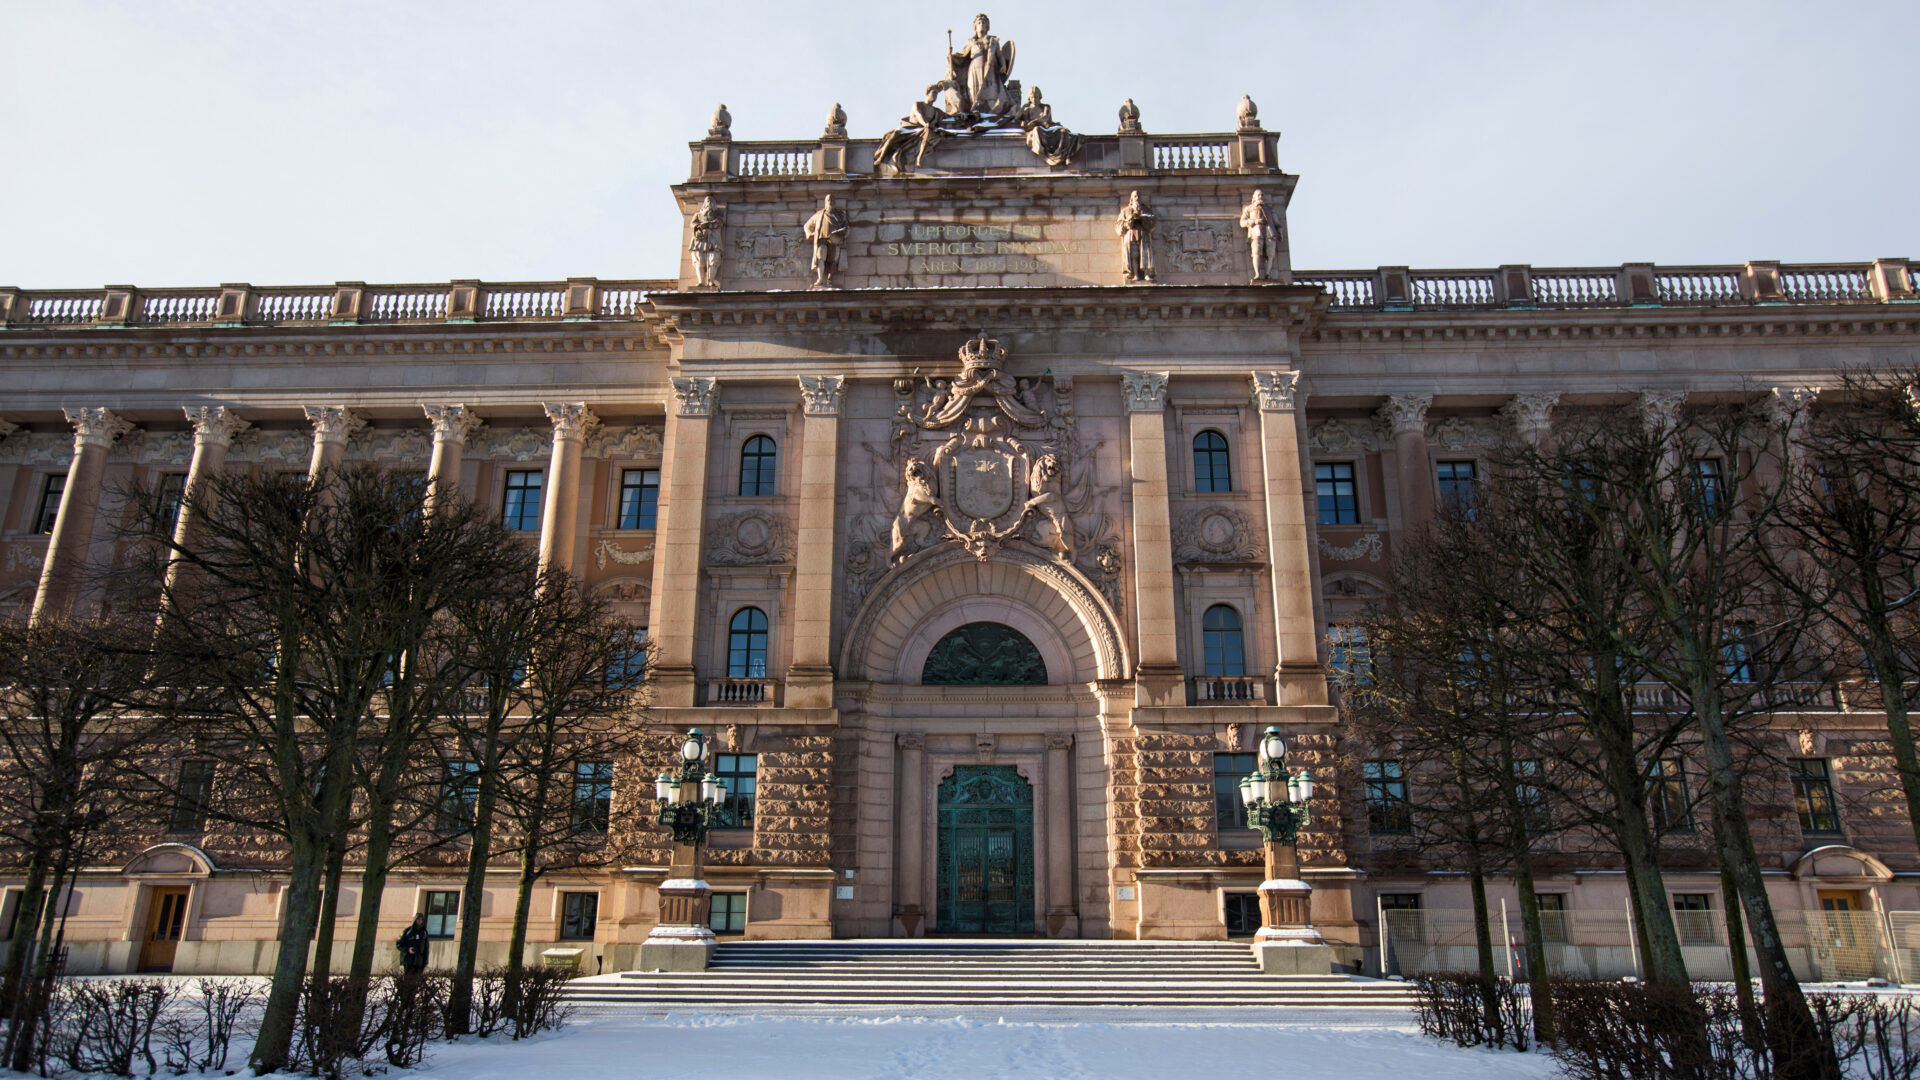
top-left (563, 940), bottom-right (1417, 1010)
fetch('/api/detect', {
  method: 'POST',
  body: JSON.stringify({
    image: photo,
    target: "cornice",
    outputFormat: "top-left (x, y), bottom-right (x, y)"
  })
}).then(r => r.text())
top-left (1307, 304), bottom-right (1920, 347)
top-left (0, 329), bottom-right (668, 364)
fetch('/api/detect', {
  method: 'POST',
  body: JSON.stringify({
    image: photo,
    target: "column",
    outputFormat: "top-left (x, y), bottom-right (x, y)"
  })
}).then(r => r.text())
top-left (1252, 372), bottom-right (1328, 706)
top-left (649, 378), bottom-right (718, 707)
top-left (1502, 392), bottom-right (1561, 452)
top-left (1044, 733), bottom-right (1079, 938)
top-left (1377, 393), bottom-right (1434, 529)
top-left (536, 403), bottom-right (597, 575)
top-left (30, 408), bottom-right (133, 625)
top-left (420, 404), bottom-right (482, 517)
top-left (1122, 371), bottom-right (1183, 707)
top-left (302, 405), bottom-right (362, 480)
top-left (161, 406), bottom-right (250, 605)
top-left (894, 733), bottom-right (926, 937)
top-left (786, 375), bottom-right (844, 708)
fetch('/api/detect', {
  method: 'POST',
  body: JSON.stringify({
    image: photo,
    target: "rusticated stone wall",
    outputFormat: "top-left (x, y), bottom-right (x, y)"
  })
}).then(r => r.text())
top-left (703, 730), bottom-right (834, 869)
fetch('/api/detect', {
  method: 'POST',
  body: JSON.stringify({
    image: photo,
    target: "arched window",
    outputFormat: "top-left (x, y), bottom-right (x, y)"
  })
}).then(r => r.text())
top-left (921, 622), bottom-right (1047, 686)
top-left (727, 607), bottom-right (769, 678)
top-left (1194, 430), bottom-right (1232, 492)
top-left (738, 435), bottom-right (778, 496)
top-left (1202, 604), bottom-right (1245, 676)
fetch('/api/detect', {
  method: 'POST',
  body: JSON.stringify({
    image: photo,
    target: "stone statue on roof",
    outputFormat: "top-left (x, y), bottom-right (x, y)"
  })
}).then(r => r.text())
top-left (950, 13), bottom-right (1018, 120)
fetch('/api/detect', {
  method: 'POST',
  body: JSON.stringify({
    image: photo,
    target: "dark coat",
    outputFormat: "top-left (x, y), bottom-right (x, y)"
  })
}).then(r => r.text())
top-left (398, 922), bottom-right (429, 969)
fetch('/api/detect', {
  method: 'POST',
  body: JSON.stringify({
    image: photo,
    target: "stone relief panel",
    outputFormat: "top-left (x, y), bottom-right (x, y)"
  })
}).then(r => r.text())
top-left (1308, 417), bottom-right (1387, 454)
top-left (1426, 415), bottom-right (1505, 453)
top-left (1160, 222), bottom-right (1232, 275)
top-left (707, 509), bottom-right (794, 566)
top-left (734, 229), bottom-right (806, 280)
top-left (0, 432), bottom-right (72, 467)
top-left (585, 423), bottom-right (665, 461)
top-left (593, 540), bottom-right (655, 571)
top-left (470, 426), bottom-right (551, 462)
top-left (134, 431), bottom-right (195, 467)
top-left (1316, 533), bottom-right (1383, 563)
top-left (345, 427), bottom-right (431, 464)
top-left (1172, 505), bottom-right (1263, 564)
top-left (226, 429), bottom-right (311, 465)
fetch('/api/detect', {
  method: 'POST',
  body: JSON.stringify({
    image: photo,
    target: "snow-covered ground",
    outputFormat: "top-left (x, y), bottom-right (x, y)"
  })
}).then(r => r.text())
top-left (419, 1009), bottom-right (1561, 1080)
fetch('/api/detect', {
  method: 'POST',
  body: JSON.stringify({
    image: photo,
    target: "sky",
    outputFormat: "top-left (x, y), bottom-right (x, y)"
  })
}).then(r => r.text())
top-left (2, 0), bottom-right (1914, 289)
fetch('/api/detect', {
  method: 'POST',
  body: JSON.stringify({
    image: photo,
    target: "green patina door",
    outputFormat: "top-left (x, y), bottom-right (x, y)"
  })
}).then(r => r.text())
top-left (936, 765), bottom-right (1035, 934)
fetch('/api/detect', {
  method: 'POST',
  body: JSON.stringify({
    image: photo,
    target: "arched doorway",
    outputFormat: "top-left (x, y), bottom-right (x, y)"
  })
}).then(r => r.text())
top-left (936, 766), bottom-right (1035, 934)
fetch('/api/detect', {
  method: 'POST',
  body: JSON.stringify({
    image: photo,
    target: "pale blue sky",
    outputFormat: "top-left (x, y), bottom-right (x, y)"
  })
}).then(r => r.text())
top-left (3, 0), bottom-right (1913, 288)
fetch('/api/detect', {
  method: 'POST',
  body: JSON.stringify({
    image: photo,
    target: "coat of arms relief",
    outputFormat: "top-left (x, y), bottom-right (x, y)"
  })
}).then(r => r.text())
top-left (843, 332), bottom-right (1122, 615)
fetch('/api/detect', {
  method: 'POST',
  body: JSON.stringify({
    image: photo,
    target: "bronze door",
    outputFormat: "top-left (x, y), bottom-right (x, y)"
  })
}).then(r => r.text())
top-left (935, 766), bottom-right (1034, 934)
top-left (139, 887), bottom-right (190, 972)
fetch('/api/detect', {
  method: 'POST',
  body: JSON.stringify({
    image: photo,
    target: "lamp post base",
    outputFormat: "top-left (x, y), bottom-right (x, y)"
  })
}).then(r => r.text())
top-left (640, 923), bottom-right (718, 972)
top-left (1252, 940), bottom-right (1334, 975)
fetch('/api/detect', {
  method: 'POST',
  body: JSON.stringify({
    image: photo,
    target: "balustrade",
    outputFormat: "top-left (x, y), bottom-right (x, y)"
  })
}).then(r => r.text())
top-left (1151, 139), bottom-right (1231, 170)
top-left (483, 288), bottom-right (564, 319)
top-left (1657, 267), bottom-right (1741, 304)
top-left (1191, 675), bottom-right (1267, 703)
top-left (1294, 273), bottom-right (1375, 308)
top-left (364, 288), bottom-right (448, 322)
top-left (253, 289), bottom-right (334, 322)
top-left (733, 147), bottom-right (812, 177)
top-left (1779, 265), bottom-right (1872, 303)
top-left (139, 292), bottom-right (220, 324)
top-left (24, 293), bottom-right (104, 325)
top-left (1531, 270), bottom-right (1618, 306)
top-left (1410, 271), bottom-right (1497, 307)
top-left (705, 678), bottom-right (778, 707)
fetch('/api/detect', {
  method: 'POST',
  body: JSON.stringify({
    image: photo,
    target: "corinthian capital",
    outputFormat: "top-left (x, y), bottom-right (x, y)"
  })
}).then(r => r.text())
top-left (1501, 392), bottom-right (1560, 438)
top-left (422, 404), bottom-right (484, 445)
top-left (1120, 371), bottom-right (1169, 413)
top-left (798, 375), bottom-right (846, 416)
top-left (1764, 386), bottom-right (1818, 429)
top-left (1376, 393), bottom-right (1433, 435)
top-left (1636, 390), bottom-right (1687, 433)
top-left (542, 403), bottom-right (600, 443)
top-left (302, 405), bottom-right (365, 445)
top-left (671, 377), bottom-right (719, 417)
top-left (64, 407), bottom-right (134, 450)
top-left (185, 406), bottom-right (251, 448)
top-left (1250, 371), bottom-right (1302, 412)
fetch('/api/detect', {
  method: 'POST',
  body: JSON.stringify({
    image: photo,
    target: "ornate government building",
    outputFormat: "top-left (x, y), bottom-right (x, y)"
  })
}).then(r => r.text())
top-left (4, 16), bottom-right (1918, 977)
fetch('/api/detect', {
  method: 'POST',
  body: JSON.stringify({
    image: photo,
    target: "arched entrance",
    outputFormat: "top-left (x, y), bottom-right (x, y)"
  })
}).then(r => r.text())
top-left (936, 766), bottom-right (1035, 934)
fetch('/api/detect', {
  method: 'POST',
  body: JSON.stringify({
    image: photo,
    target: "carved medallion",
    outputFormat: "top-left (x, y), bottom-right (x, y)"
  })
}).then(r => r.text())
top-left (1173, 505), bottom-right (1262, 564)
top-left (708, 510), bottom-right (793, 565)
top-left (953, 448), bottom-right (1015, 521)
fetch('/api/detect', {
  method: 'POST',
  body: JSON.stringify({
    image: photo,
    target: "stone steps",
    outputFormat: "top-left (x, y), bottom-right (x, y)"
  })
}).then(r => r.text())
top-left (565, 940), bottom-right (1416, 1010)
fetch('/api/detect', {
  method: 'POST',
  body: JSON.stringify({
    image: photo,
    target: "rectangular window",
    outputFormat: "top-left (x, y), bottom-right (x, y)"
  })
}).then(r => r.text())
top-left (1535, 893), bottom-right (1569, 943)
top-left (1790, 758), bottom-right (1842, 835)
top-left (1648, 757), bottom-right (1693, 834)
top-left (1435, 460), bottom-right (1478, 518)
top-left (1722, 627), bottom-right (1755, 684)
top-left (156, 473), bottom-right (188, 533)
top-left (1362, 761), bottom-right (1411, 835)
top-left (437, 761), bottom-right (480, 833)
top-left (502, 470), bottom-right (543, 532)
top-left (1213, 752), bottom-right (1258, 834)
top-left (34, 474), bottom-right (65, 535)
top-left (1379, 893), bottom-right (1425, 944)
top-left (617, 468), bottom-right (660, 530)
top-left (1224, 893), bottom-right (1261, 936)
top-left (709, 891), bottom-right (748, 934)
top-left (605, 629), bottom-right (648, 687)
top-left (423, 890), bottom-right (458, 938)
top-left (571, 761), bottom-right (613, 834)
top-left (1672, 893), bottom-right (1715, 946)
top-left (1514, 759), bottom-right (1549, 833)
top-left (713, 754), bottom-right (757, 829)
top-left (560, 893), bottom-right (598, 940)
top-left (1315, 463), bottom-right (1359, 525)
top-left (169, 760), bottom-right (214, 833)
top-left (1691, 458), bottom-right (1726, 515)
top-left (1330, 625), bottom-right (1372, 686)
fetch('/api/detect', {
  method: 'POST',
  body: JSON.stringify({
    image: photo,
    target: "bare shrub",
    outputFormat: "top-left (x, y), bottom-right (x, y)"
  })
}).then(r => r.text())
top-left (1409, 972), bottom-right (1529, 1052)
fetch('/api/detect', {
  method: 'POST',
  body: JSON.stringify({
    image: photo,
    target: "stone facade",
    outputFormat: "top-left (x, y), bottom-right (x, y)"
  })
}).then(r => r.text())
top-left (3, 39), bottom-right (1920, 978)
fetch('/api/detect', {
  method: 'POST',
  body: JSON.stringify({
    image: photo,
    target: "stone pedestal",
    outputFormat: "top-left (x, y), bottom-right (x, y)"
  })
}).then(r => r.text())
top-left (1252, 840), bottom-right (1328, 973)
top-left (641, 838), bottom-right (716, 972)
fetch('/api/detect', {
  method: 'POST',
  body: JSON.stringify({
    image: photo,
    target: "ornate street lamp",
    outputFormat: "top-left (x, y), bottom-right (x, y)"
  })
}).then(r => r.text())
top-left (1238, 726), bottom-right (1328, 966)
top-left (640, 728), bottom-right (728, 971)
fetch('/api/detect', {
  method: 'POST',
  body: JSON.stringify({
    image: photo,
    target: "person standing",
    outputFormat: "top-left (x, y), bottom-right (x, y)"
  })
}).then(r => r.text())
top-left (398, 912), bottom-right (430, 974)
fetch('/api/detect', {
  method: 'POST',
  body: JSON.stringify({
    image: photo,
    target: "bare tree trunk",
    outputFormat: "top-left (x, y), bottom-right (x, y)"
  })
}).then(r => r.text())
top-left (310, 834), bottom-right (347, 982)
top-left (1721, 861), bottom-right (1762, 1049)
top-left (1696, 687), bottom-right (1838, 1080)
top-left (0, 847), bottom-right (51, 1023)
top-left (8, 842), bottom-right (73, 1073)
top-left (248, 832), bottom-right (327, 1075)
top-left (448, 756), bottom-right (504, 1035)
top-left (1497, 735), bottom-right (1556, 1044)
top-left (1864, 611), bottom-right (1920, 856)
top-left (1592, 683), bottom-right (1691, 986)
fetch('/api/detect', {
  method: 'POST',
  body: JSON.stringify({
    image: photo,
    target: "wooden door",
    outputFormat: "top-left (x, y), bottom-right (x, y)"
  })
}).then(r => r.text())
top-left (139, 887), bottom-right (190, 972)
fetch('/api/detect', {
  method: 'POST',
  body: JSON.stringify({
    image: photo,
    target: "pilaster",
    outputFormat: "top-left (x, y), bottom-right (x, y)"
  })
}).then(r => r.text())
top-left (1376, 393), bottom-right (1434, 529)
top-left (1044, 732), bottom-right (1079, 937)
top-left (894, 732), bottom-right (926, 937)
top-left (1122, 371), bottom-right (1182, 707)
top-left (1253, 372), bottom-right (1328, 706)
top-left (787, 375), bottom-right (844, 708)
top-left (649, 377), bottom-right (719, 707)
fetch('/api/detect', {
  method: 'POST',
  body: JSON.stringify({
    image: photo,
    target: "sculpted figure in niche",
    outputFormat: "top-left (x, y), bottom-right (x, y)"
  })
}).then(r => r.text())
top-left (1023, 452), bottom-right (1074, 561)
top-left (689, 197), bottom-right (724, 288)
top-left (803, 194), bottom-right (849, 288)
top-left (891, 458), bottom-right (941, 562)
top-left (1115, 190), bottom-right (1156, 283)
top-left (950, 13), bottom-right (1017, 120)
top-left (1015, 86), bottom-right (1082, 167)
top-left (1240, 189), bottom-right (1282, 283)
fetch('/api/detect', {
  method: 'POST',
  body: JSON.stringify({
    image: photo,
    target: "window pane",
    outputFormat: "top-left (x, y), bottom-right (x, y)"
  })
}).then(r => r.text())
top-left (1648, 758), bottom-right (1692, 833)
top-left (169, 760), bottom-right (214, 833)
top-left (709, 891), bottom-right (747, 934)
top-left (437, 761), bottom-right (480, 833)
top-left (713, 754), bottom-right (757, 828)
top-left (503, 471), bottom-right (543, 532)
top-left (572, 761), bottom-right (613, 834)
top-left (35, 474), bottom-right (66, 535)
top-left (1201, 605), bottom-right (1245, 677)
top-left (1330, 625), bottom-right (1371, 686)
top-left (424, 890), bottom-right (458, 938)
top-left (739, 436), bottom-right (777, 496)
top-left (1315, 463), bottom-right (1359, 525)
top-left (1436, 461), bottom-right (1477, 518)
top-left (1363, 760), bottom-right (1410, 835)
top-left (1193, 431), bottom-right (1231, 492)
top-left (1791, 758), bottom-right (1841, 834)
top-left (727, 608), bottom-right (769, 678)
top-left (561, 893), bottom-right (598, 940)
top-left (1213, 752), bottom-right (1257, 833)
top-left (1224, 893), bottom-right (1261, 936)
top-left (618, 468), bottom-right (660, 530)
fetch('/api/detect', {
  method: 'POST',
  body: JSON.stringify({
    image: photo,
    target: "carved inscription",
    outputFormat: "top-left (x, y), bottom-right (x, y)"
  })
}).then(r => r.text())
top-left (887, 223), bottom-right (1098, 275)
